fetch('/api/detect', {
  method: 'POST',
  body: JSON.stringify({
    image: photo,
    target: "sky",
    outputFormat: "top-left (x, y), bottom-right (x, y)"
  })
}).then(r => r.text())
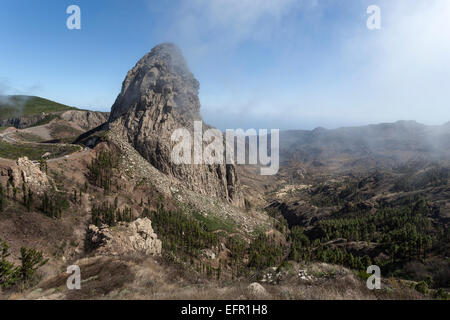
top-left (0, 0), bottom-right (449, 130)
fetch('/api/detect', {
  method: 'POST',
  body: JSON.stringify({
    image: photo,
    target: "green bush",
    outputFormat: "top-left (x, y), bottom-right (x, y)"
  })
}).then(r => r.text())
top-left (0, 239), bottom-right (20, 288)
top-left (0, 238), bottom-right (47, 289)
top-left (415, 281), bottom-right (429, 295)
top-left (40, 191), bottom-right (69, 218)
top-left (434, 288), bottom-right (448, 300)
top-left (91, 202), bottom-right (133, 227)
top-left (19, 247), bottom-right (49, 282)
top-left (0, 183), bottom-right (6, 212)
top-left (88, 150), bottom-right (120, 191)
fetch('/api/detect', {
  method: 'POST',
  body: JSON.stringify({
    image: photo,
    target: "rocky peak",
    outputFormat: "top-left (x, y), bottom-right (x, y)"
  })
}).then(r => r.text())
top-left (108, 43), bottom-right (243, 207)
top-left (109, 43), bottom-right (201, 123)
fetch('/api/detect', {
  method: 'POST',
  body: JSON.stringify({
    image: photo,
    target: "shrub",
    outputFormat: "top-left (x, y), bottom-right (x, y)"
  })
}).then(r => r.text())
top-left (19, 247), bottom-right (49, 282)
top-left (88, 150), bottom-right (119, 191)
top-left (434, 288), bottom-right (448, 300)
top-left (415, 281), bottom-right (429, 295)
top-left (0, 183), bottom-right (6, 212)
top-left (0, 239), bottom-right (20, 288)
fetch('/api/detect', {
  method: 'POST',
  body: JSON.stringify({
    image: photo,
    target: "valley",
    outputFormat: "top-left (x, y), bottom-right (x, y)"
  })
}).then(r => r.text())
top-left (0, 44), bottom-right (448, 301)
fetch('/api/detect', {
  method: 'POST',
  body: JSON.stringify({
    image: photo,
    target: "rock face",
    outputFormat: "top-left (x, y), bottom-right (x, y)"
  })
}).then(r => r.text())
top-left (108, 43), bottom-right (243, 207)
top-left (8, 157), bottom-right (50, 195)
top-left (247, 282), bottom-right (268, 297)
top-left (87, 218), bottom-right (162, 256)
top-left (60, 110), bottom-right (109, 131)
top-left (0, 114), bottom-right (50, 129)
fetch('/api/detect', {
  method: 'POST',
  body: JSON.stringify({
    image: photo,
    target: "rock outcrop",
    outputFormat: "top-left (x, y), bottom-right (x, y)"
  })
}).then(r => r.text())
top-left (8, 157), bottom-right (50, 195)
top-left (108, 43), bottom-right (243, 207)
top-left (247, 282), bottom-right (269, 297)
top-left (86, 218), bottom-right (162, 256)
top-left (0, 114), bottom-right (50, 129)
top-left (60, 110), bottom-right (109, 131)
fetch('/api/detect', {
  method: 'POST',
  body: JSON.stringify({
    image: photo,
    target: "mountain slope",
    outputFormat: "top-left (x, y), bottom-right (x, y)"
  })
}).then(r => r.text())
top-left (0, 95), bottom-right (77, 120)
top-left (108, 43), bottom-right (243, 207)
top-left (280, 121), bottom-right (450, 166)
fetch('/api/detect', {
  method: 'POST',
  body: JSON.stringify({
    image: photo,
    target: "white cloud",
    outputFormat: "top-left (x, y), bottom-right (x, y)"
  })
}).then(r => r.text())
top-left (350, 0), bottom-right (450, 124)
top-left (161, 0), bottom-right (450, 129)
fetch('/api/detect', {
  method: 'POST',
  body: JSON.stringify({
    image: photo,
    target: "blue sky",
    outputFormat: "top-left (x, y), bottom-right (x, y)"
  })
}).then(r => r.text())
top-left (0, 0), bottom-right (449, 130)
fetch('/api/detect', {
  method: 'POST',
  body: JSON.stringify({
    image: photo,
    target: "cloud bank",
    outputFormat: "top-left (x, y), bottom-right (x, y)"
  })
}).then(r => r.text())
top-left (158, 0), bottom-right (450, 130)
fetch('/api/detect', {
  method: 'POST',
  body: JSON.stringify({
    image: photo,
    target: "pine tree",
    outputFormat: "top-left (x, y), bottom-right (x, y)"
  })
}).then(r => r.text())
top-left (12, 186), bottom-right (17, 201)
top-left (0, 183), bottom-right (5, 212)
top-left (38, 158), bottom-right (48, 174)
top-left (0, 238), bottom-right (20, 288)
top-left (19, 247), bottom-right (48, 281)
top-left (26, 188), bottom-right (33, 212)
top-left (22, 183), bottom-right (27, 206)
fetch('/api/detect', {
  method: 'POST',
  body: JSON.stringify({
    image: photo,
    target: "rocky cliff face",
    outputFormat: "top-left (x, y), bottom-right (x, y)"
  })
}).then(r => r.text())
top-left (60, 110), bottom-right (109, 131)
top-left (8, 157), bottom-right (51, 195)
top-left (0, 110), bottom-right (109, 131)
top-left (108, 43), bottom-right (243, 207)
top-left (0, 114), bottom-right (50, 129)
top-left (87, 218), bottom-right (162, 256)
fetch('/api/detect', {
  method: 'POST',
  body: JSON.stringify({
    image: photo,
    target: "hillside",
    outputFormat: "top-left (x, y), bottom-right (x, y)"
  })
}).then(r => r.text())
top-left (0, 95), bottom-right (78, 120)
top-left (0, 44), bottom-right (447, 301)
top-left (280, 121), bottom-right (450, 168)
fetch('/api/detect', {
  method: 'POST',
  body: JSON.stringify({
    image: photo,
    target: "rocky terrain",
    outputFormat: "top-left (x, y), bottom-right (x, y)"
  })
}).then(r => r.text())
top-left (0, 43), bottom-right (448, 300)
top-left (108, 43), bottom-right (242, 207)
top-left (280, 121), bottom-right (450, 167)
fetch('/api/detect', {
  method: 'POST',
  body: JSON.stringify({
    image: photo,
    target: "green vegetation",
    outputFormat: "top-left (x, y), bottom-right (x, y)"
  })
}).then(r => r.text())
top-left (3, 178), bottom-right (70, 218)
top-left (247, 233), bottom-right (284, 270)
top-left (143, 208), bottom-right (220, 257)
top-left (88, 150), bottom-right (120, 191)
top-left (311, 193), bottom-right (343, 207)
top-left (0, 183), bottom-right (5, 212)
top-left (0, 140), bottom-right (80, 160)
top-left (286, 224), bottom-right (371, 270)
top-left (434, 288), bottom-right (449, 300)
top-left (415, 281), bottom-right (429, 295)
top-left (19, 247), bottom-right (49, 282)
top-left (192, 212), bottom-right (236, 233)
top-left (142, 203), bottom-right (286, 280)
top-left (283, 197), bottom-right (442, 273)
top-left (392, 167), bottom-right (448, 192)
top-left (38, 157), bottom-right (48, 174)
top-left (317, 198), bottom-right (435, 264)
top-left (0, 238), bottom-right (48, 289)
top-left (0, 239), bottom-right (19, 288)
top-left (0, 96), bottom-right (77, 120)
top-left (91, 201), bottom-right (133, 227)
top-left (40, 191), bottom-right (69, 218)
top-left (267, 194), bottom-right (449, 294)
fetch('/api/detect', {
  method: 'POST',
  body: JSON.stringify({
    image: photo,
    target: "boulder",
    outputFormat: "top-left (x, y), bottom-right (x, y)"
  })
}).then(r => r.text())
top-left (8, 157), bottom-right (50, 195)
top-left (247, 282), bottom-right (268, 297)
top-left (87, 218), bottom-right (162, 256)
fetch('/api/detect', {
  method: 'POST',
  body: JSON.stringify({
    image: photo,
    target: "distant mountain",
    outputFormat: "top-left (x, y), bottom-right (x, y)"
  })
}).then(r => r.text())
top-left (280, 120), bottom-right (450, 165)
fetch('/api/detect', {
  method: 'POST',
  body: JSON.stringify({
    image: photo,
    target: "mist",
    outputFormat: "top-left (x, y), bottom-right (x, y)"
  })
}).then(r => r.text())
top-left (0, 79), bottom-right (36, 116)
top-left (151, 0), bottom-right (450, 130)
